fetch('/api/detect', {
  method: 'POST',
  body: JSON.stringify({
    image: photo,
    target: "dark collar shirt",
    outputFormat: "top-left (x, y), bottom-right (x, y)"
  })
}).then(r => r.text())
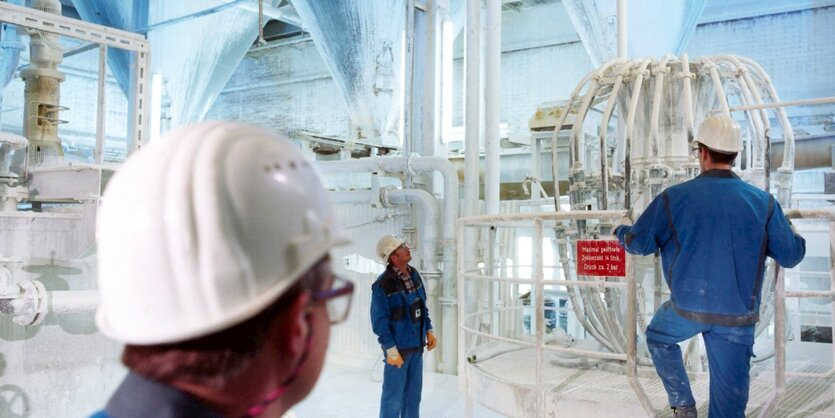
top-left (90, 372), bottom-right (225, 418)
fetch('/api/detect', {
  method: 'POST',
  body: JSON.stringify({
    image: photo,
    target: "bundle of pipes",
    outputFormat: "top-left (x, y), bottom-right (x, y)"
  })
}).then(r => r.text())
top-left (547, 54), bottom-right (795, 362)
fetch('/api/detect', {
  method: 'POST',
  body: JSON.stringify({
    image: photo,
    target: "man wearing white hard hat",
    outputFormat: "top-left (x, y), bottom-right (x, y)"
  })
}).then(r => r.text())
top-left (614, 115), bottom-right (806, 417)
top-left (91, 121), bottom-right (353, 418)
top-left (371, 235), bottom-right (436, 418)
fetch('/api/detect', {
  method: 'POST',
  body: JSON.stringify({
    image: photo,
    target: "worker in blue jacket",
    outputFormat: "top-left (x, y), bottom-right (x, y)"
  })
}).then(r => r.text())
top-left (614, 115), bottom-right (806, 418)
top-left (371, 235), bottom-right (436, 418)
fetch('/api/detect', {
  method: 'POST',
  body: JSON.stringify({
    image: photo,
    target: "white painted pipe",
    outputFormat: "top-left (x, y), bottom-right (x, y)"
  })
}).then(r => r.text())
top-left (623, 58), bottom-right (652, 209)
top-left (550, 68), bottom-right (599, 209)
top-left (463, 1), bottom-right (481, 366)
top-left (387, 188), bottom-right (441, 273)
top-left (464, 0), bottom-right (481, 219)
top-left (403, 0), bottom-right (416, 174)
top-left (49, 290), bottom-right (99, 315)
top-left (597, 62), bottom-right (630, 209)
top-left (617, 0), bottom-right (627, 59)
top-left (680, 54), bottom-right (695, 141)
top-left (649, 55), bottom-right (673, 161)
top-left (701, 57), bottom-right (732, 117)
top-left (484, 0), bottom-right (500, 217)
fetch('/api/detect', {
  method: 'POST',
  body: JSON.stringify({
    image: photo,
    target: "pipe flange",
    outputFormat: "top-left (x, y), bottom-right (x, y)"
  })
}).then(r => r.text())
top-left (405, 153), bottom-right (419, 177)
top-left (13, 280), bottom-right (47, 326)
top-left (380, 185), bottom-right (397, 208)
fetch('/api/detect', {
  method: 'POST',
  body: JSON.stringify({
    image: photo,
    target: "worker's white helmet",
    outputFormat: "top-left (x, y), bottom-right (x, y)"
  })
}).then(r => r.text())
top-left (695, 115), bottom-right (742, 154)
top-left (376, 235), bottom-right (404, 263)
top-left (96, 121), bottom-right (349, 345)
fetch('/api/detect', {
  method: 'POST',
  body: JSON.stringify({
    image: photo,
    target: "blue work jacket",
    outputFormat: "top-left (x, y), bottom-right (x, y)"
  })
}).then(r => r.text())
top-left (371, 264), bottom-right (433, 353)
top-left (616, 169), bottom-right (806, 326)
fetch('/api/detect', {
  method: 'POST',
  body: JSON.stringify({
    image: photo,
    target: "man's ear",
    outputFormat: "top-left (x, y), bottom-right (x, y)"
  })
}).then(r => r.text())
top-left (290, 292), bottom-right (312, 357)
top-left (270, 292), bottom-right (311, 359)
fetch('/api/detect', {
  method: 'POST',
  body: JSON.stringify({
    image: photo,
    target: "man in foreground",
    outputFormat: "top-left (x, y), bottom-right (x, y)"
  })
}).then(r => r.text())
top-left (92, 121), bottom-right (353, 417)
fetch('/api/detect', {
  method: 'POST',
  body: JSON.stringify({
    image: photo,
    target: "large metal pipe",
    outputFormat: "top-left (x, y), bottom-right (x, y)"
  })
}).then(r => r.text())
top-left (484, 0), bottom-right (500, 216)
top-left (21, 0), bottom-right (65, 166)
top-left (617, 0), bottom-right (626, 58)
top-left (771, 135), bottom-right (834, 170)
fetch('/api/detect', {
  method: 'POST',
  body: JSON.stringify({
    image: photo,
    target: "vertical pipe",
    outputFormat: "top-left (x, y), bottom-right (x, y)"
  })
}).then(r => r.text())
top-left (775, 265), bottom-right (786, 389)
top-left (464, 0), bottom-right (481, 219)
top-left (597, 63), bottom-right (628, 209)
top-left (484, 0), bottom-right (500, 216)
top-left (534, 219), bottom-right (544, 416)
top-left (95, 45), bottom-right (107, 164)
top-left (680, 54), bottom-right (694, 142)
top-left (403, 0), bottom-right (416, 188)
top-left (624, 58), bottom-right (652, 211)
top-left (531, 137), bottom-right (541, 206)
top-left (617, 0), bottom-right (627, 59)
top-left (457, 220), bottom-right (466, 382)
top-left (830, 221), bottom-right (834, 386)
top-left (463, 1), bottom-right (482, 363)
top-left (649, 56), bottom-right (673, 161)
top-left (626, 253), bottom-right (655, 415)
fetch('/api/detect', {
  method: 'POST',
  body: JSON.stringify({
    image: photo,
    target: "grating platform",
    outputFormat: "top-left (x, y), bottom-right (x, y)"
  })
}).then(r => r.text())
top-left (465, 340), bottom-right (834, 417)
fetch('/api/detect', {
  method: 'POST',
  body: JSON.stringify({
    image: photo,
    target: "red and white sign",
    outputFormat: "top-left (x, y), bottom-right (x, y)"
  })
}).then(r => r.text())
top-left (576, 240), bottom-right (626, 277)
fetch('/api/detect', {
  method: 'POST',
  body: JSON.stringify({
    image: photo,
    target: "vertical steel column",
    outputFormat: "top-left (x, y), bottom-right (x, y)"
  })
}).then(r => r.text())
top-left (617, 0), bottom-right (627, 58)
top-left (128, 50), bottom-right (150, 153)
top-left (403, 0), bottom-right (415, 185)
top-left (484, 0), bottom-right (500, 216)
top-left (95, 45), bottom-right (107, 163)
top-left (534, 219), bottom-right (544, 416)
top-left (464, 0), bottom-right (481, 219)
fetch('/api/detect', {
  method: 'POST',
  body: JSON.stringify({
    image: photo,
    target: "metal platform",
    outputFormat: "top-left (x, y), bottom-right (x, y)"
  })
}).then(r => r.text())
top-left (465, 340), bottom-right (834, 417)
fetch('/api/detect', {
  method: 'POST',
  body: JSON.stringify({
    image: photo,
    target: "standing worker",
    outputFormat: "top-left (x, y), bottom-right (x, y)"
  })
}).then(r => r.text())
top-left (614, 115), bottom-right (806, 418)
top-left (91, 121), bottom-right (353, 418)
top-left (371, 235), bottom-right (437, 418)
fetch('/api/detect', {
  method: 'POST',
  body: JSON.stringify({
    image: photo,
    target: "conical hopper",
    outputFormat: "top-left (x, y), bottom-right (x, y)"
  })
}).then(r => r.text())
top-left (562, 0), bottom-right (707, 66)
top-left (72, 0), bottom-right (261, 127)
top-left (292, 0), bottom-right (405, 146)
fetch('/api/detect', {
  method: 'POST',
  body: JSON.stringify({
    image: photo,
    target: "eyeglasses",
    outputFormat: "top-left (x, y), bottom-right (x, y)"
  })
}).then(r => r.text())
top-left (690, 143), bottom-right (700, 158)
top-left (312, 276), bottom-right (354, 325)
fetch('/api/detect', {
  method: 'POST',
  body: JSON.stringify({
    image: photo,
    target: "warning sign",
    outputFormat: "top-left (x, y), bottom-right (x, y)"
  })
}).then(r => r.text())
top-left (576, 240), bottom-right (626, 277)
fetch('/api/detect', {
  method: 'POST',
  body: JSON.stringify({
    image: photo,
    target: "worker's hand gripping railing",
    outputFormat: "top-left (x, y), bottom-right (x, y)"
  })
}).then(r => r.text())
top-left (758, 207), bottom-right (835, 418)
top-left (456, 209), bottom-right (656, 417)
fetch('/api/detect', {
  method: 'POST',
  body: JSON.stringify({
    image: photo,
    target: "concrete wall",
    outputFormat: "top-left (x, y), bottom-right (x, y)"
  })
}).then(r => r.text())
top-left (685, 5), bottom-right (835, 102)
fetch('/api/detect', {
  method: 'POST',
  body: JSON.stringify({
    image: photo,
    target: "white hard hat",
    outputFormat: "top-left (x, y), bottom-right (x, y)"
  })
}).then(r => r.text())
top-left (376, 235), bottom-right (404, 263)
top-left (695, 115), bottom-right (742, 154)
top-left (95, 121), bottom-right (350, 345)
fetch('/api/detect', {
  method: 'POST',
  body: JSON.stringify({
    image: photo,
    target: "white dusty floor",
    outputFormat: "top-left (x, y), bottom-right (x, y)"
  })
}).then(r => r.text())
top-left (286, 339), bottom-right (835, 418)
top-left (287, 357), bottom-right (506, 418)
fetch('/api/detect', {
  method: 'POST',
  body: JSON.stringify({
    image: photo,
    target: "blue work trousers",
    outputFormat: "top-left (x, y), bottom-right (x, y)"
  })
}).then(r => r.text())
top-left (380, 351), bottom-right (423, 418)
top-left (646, 302), bottom-right (755, 418)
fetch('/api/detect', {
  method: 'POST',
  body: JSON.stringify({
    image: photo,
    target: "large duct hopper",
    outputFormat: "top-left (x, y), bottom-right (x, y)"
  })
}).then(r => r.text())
top-left (562, 0), bottom-right (707, 66)
top-left (72, 0), bottom-right (264, 127)
top-left (292, 0), bottom-right (405, 147)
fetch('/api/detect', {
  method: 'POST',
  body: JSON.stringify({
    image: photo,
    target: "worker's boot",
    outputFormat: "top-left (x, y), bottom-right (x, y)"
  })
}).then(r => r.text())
top-left (672, 405), bottom-right (697, 418)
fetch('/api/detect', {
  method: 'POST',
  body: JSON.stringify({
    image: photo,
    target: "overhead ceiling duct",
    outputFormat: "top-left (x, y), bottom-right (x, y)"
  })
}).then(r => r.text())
top-left (562, 0), bottom-right (707, 66)
top-left (291, 0), bottom-right (405, 147)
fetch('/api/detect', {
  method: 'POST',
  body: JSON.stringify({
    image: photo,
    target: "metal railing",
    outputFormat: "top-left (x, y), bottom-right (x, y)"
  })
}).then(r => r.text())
top-left (758, 207), bottom-right (835, 418)
top-left (456, 209), bottom-right (656, 417)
